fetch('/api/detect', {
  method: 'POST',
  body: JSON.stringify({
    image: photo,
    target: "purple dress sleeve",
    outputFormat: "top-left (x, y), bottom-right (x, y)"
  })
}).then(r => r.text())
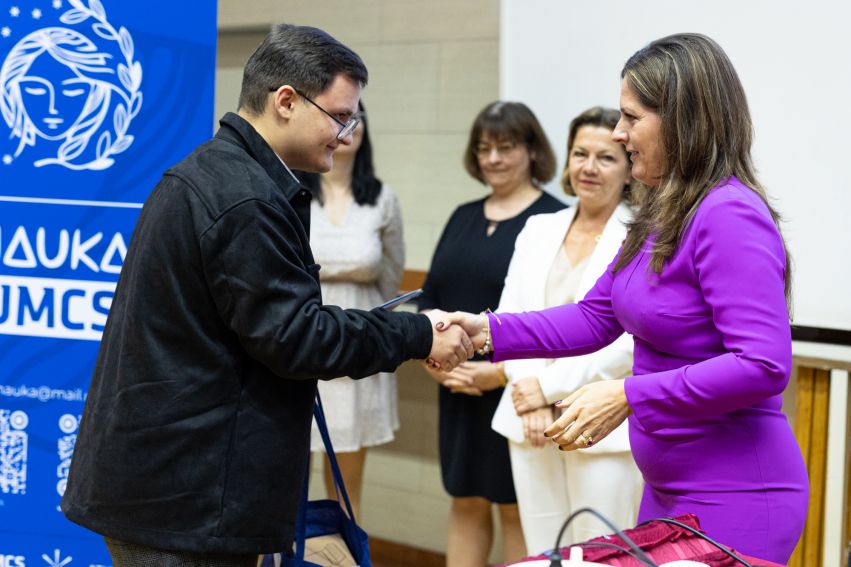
top-left (488, 183), bottom-right (805, 561)
top-left (489, 188), bottom-right (792, 433)
top-left (489, 253), bottom-right (626, 361)
top-left (624, 195), bottom-right (791, 432)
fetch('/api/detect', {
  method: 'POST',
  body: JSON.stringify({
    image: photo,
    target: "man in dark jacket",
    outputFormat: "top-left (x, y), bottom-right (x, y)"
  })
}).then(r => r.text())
top-left (60, 23), bottom-right (472, 565)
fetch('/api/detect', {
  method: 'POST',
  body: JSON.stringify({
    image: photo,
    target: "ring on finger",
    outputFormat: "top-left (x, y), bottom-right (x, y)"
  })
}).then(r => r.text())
top-left (576, 433), bottom-right (589, 448)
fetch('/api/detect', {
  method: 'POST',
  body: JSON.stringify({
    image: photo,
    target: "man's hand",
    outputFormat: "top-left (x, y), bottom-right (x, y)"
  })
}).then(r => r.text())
top-left (424, 310), bottom-right (473, 372)
top-left (511, 376), bottom-right (547, 415)
top-left (431, 311), bottom-right (489, 352)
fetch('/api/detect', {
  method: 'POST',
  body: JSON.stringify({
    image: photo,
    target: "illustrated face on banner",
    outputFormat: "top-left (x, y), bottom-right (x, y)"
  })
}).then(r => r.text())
top-left (0, 0), bottom-right (215, 562)
top-left (16, 49), bottom-right (95, 140)
top-left (0, 4), bottom-right (143, 172)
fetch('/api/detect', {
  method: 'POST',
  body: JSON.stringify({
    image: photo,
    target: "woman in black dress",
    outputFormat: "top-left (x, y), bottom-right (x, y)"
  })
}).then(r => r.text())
top-left (419, 101), bottom-right (565, 566)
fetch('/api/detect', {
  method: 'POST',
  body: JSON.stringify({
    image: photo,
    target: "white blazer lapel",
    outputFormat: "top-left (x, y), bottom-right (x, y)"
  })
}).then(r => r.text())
top-left (576, 202), bottom-right (632, 300)
top-left (494, 207), bottom-right (574, 442)
top-left (523, 207), bottom-right (576, 309)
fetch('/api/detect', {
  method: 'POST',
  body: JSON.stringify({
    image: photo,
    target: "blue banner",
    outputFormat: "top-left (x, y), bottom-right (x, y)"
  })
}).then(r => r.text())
top-left (0, 0), bottom-right (216, 563)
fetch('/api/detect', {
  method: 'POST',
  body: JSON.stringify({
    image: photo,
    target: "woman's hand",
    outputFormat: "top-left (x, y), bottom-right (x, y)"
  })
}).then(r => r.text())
top-left (423, 309), bottom-right (474, 371)
top-left (511, 376), bottom-right (547, 415)
top-left (430, 311), bottom-right (489, 352)
top-left (420, 361), bottom-right (482, 396)
top-left (543, 379), bottom-right (631, 451)
top-left (453, 361), bottom-right (505, 392)
top-left (522, 406), bottom-right (555, 448)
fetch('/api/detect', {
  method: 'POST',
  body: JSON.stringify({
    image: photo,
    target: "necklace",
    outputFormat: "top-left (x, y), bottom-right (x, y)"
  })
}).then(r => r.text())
top-left (567, 228), bottom-right (603, 243)
top-left (570, 219), bottom-right (604, 244)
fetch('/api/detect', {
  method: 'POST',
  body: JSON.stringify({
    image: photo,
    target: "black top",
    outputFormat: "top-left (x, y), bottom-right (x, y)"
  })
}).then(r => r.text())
top-left (61, 113), bottom-right (433, 554)
top-left (420, 191), bottom-right (566, 501)
top-left (420, 192), bottom-right (566, 314)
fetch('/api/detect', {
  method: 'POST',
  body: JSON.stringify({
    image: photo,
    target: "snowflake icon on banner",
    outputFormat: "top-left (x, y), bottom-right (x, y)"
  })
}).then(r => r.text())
top-left (41, 549), bottom-right (73, 567)
top-left (0, 0), bottom-right (143, 170)
top-left (0, 409), bottom-right (29, 495)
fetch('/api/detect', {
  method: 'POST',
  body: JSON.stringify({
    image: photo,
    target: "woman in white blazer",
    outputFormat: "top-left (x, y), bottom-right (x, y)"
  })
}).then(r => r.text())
top-left (492, 107), bottom-right (643, 553)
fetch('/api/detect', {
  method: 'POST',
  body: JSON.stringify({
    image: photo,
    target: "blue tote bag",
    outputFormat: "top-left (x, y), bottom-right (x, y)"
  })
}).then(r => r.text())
top-left (261, 395), bottom-right (371, 567)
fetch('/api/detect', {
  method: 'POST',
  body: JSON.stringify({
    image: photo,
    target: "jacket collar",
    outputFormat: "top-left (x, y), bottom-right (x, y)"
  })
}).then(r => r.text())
top-left (529, 201), bottom-right (633, 298)
top-left (215, 112), bottom-right (302, 200)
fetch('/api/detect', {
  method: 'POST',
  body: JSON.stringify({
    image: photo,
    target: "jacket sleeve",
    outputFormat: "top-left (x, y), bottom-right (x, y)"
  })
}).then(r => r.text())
top-left (496, 216), bottom-right (539, 382)
top-left (496, 218), bottom-right (633, 399)
top-left (490, 253), bottom-right (626, 362)
top-left (376, 186), bottom-right (405, 301)
top-left (200, 199), bottom-right (432, 381)
top-left (537, 333), bottom-right (633, 403)
top-left (495, 216), bottom-right (533, 314)
top-left (624, 196), bottom-right (791, 432)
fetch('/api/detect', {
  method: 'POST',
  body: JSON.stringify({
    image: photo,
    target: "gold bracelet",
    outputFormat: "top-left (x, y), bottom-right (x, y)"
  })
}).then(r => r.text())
top-left (476, 312), bottom-right (491, 356)
top-left (496, 362), bottom-right (508, 387)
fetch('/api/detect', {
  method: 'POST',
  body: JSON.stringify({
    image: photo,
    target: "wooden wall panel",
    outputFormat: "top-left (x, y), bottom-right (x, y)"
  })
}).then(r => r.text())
top-left (789, 367), bottom-right (831, 567)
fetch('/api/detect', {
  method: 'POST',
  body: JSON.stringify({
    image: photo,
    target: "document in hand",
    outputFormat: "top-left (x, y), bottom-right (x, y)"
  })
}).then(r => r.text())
top-left (376, 289), bottom-right (422, 310)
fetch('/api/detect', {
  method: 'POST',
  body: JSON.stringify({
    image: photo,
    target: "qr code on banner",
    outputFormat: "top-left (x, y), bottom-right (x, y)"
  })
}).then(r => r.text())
top-left (0, 409), bottom-right (29, 495)
top-left (56, 414), bottom-right (80, 497)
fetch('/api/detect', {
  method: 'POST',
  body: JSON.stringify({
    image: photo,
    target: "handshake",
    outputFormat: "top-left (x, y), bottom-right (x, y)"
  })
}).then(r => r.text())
top-left (422, 310), bottom-right (489, 371)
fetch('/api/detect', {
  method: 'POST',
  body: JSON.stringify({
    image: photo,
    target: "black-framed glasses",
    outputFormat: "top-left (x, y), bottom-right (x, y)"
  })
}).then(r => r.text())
top-left (269, 86), bottom-right (360, 141)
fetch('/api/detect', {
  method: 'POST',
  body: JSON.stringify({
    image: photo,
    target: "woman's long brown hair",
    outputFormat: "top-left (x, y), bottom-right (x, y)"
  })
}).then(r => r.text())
top-left (614, 33), bottom-right (792, 313)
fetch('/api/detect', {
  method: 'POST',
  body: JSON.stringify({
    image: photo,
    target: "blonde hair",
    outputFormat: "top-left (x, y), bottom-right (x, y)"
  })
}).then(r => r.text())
top-left (560, 106), bottom-right (636, 204)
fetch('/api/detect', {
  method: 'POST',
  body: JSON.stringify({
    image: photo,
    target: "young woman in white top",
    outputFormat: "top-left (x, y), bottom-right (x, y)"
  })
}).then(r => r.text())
top-left (298, 104), bottom-right (404, 520)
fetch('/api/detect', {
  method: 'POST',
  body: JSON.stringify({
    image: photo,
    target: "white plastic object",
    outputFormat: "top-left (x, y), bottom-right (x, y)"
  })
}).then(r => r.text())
top-left (508, 560), bottom-right (610, 567)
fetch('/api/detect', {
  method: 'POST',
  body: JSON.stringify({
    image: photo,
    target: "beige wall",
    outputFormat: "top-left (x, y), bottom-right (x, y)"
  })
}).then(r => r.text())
top-left (216, 0), bottom-right (500, 269)
top-left (216, 0), bottom-right (502, 558)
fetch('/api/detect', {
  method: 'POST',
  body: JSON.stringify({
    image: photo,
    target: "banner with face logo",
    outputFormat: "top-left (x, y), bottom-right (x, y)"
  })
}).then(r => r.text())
top-left (0, 0), bottom-right (215, 563)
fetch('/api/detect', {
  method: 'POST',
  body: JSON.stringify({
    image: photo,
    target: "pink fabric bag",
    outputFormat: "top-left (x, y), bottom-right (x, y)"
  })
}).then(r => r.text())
top-left (506, 514), bottom-right (785, 567)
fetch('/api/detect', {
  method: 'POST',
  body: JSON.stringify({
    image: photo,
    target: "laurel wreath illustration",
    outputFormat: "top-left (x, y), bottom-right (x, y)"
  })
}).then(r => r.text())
top-left (47, 0), bottom-right (143, 169)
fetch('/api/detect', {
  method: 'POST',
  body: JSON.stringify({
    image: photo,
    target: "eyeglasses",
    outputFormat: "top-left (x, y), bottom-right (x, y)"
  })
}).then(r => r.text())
top-left (269, 86), bottom-right (361, 141)
top-left (473, 140), bottom-right (519, 158)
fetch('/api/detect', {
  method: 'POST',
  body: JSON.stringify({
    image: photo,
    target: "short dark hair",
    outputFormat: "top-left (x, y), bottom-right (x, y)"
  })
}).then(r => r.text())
top-left (298, 102), bottom-right (383, 207)
top-left (463, 101), bottom-right (556, 186)
top-left (238, 23), bottom-right (368, 115)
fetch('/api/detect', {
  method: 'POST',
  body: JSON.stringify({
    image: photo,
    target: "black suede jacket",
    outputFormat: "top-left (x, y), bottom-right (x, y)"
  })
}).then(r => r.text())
top-left (61, 113), bottom-right (432, 553)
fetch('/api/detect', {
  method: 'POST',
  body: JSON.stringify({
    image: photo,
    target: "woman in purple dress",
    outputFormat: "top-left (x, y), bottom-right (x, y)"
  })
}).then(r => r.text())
top-left (435, 34), bottom-right (808, 563)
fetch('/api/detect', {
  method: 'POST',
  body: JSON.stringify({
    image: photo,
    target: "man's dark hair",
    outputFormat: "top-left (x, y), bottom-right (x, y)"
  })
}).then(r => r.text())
top-left (238, 23), bottom-right (368, 115)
